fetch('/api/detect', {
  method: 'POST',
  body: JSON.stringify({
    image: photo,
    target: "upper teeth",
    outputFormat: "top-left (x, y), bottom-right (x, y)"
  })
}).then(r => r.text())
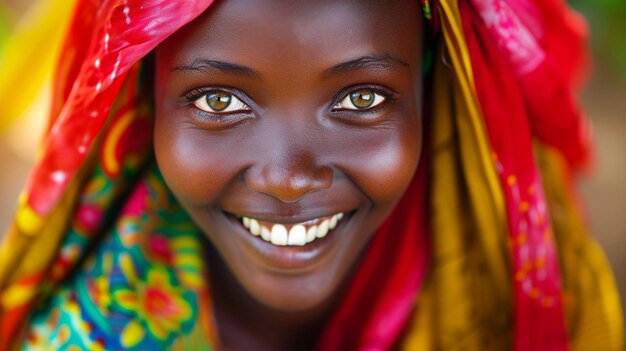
top-left (240, 213), bottom-right (344, 246)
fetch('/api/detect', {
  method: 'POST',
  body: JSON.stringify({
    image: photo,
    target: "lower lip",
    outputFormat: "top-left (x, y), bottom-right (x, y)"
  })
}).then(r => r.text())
top-left (224, 212), bottom-right (351, 274)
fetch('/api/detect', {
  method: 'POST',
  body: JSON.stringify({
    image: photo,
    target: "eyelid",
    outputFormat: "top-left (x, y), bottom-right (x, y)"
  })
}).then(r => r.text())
top-left (333, 92), bottom-right (385, 111)
top-left (183, 87), bottom-right (252, 114)
top-left (331, 85), bottom-right (394, 112)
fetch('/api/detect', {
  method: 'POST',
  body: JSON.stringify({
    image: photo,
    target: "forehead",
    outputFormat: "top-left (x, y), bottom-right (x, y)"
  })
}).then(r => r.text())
top-left (161, 0), bottom-right (423, 71)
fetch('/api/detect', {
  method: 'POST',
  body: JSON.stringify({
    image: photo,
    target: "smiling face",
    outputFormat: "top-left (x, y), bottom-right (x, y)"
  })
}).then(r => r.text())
top-left (154, 0), bottom-right (423, 312)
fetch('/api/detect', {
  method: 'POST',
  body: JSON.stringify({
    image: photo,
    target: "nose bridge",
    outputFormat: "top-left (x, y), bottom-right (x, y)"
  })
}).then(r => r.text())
top-left (245, 126), bottom-right (333, 203)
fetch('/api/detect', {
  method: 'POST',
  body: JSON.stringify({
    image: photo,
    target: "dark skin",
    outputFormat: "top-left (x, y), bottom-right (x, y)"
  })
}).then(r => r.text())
top-left (154, 0), bottom-right (423, 349)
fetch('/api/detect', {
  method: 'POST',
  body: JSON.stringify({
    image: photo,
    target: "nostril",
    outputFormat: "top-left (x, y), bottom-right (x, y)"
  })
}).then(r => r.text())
top-left (312, 166), bottom-right (333, 189)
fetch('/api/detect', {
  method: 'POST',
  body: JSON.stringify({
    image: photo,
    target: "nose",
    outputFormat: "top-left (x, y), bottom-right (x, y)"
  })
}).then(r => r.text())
top-left (245, 150), bottom-right (334, 203)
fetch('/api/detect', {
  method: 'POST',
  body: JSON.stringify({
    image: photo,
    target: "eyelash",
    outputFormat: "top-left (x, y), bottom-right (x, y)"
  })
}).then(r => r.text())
top-left (182, 85), bottom-right (395, 116)
top-left (183, 87), bottom-right (247, 106)
top-left (331, 85), bottom-right (395, 113)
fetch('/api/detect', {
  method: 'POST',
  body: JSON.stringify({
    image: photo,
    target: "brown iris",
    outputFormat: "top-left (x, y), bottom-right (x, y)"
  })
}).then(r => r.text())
top-left (206, 91), bottom-right (232, 111)
top-left (349, 89), bottom-right (375, 109)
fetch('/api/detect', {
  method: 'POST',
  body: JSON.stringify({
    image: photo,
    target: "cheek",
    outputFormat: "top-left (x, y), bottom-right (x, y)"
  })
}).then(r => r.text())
top-left (154, 114), bottom-right (235, 207)
top-left (341, 120), bottom-right (422, 208)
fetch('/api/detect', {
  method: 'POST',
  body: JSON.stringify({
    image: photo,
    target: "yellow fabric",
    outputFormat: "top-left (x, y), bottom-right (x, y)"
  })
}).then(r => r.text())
top-left (537, 145), bottom-right (624, 351)
top-left (401, 1), bottom-right (624, 349)
top-left (436, 0), bottom-right (511, 301)
top-left (0, 71), bottom-right (140, 312)
top-left (401, 2), bottom-right (512, 346)
top-left (0, 173), bottom-right (81, 311)
top-left (0, 4), bottom-right (15, 50)
top-left (0, 0), bottom-right (75, 131)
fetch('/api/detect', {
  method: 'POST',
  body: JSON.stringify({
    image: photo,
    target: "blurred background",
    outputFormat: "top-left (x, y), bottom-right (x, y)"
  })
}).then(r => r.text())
top-left (0, 0), bottom-right (624, 327)
top-left (569, 0), bottom-right (626, 322)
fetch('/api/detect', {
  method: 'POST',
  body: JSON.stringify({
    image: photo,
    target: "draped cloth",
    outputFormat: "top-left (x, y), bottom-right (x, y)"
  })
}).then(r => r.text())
top-left (0, 0), bottom-right (622, 350)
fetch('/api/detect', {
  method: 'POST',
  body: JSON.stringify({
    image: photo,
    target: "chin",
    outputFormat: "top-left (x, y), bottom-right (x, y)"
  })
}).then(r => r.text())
top-left (242, 269), bottom-right (340, 312)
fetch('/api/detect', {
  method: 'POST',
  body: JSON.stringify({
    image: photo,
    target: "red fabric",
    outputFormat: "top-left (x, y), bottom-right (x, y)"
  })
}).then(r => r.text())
top-left (522, 1), bottom-right (592, 171)
top-left (460, 0), bottom-right (591, 349)
top-left (26, 0), bottom-right (215, 216)
top-left (2, 1), bottom-right (215, 345)
top-left (318, 115), bottom-right (431, 351)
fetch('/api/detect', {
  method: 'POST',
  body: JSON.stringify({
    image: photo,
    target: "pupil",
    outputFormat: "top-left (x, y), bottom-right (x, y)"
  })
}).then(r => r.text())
top-left (206, 92), bottom-right (232, 111)
top-left (350, 90), bottom-right (374, 109)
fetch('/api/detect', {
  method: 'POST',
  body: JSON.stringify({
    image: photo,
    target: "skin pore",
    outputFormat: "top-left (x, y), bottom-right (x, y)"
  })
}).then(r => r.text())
top-left (154, 0), bottom-right (423, 349)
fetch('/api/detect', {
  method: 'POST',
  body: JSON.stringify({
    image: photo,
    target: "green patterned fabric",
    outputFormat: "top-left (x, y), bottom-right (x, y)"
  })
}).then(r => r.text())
top-left (23, 164), bottom-right (216, 350)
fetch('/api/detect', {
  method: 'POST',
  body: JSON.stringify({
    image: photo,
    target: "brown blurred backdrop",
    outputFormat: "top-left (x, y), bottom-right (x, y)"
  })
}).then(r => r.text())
top-left (1, 0), bottom-right (625, 327)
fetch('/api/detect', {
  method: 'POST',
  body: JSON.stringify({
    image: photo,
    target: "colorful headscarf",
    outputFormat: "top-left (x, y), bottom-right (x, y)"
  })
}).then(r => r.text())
top-left (0, 0), bottom-right (623, 350)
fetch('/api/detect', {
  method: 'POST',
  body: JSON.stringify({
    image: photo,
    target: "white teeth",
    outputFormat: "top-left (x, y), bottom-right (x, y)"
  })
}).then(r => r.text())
top-left (261, 225), bottom-right (271, 241)
top-left (317, 219), bottom-right (330, 238)
top-left (239, 213), bottom-right (345, 246)
top-left (250, 219), bottom-right (261, 236)
top-left (288, 225), bottom-right (306, 246)
top-left (306, 225), bottom-right (317, 243)
top-left (329, 215), bottom-right (338, 230)
top-left (270, 224), bottom-right (288, 246)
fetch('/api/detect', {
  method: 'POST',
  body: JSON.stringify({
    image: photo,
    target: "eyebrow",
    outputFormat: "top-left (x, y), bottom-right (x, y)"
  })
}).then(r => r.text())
top-left (171, 54), bottom-right (409, 79)
top-left (324, 54), bottom-right (410, 76)
top-left (171, 58), bottom-right (261, 78)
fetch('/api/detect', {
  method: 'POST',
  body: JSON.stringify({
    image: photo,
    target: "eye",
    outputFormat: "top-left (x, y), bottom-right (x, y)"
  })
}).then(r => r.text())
top-left (333, 88), bottom-right (386, 111)
top-left (193, 90), bottom-right (250, 113)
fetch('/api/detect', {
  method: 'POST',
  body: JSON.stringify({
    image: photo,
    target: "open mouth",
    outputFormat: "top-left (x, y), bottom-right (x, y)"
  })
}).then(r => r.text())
top-left (237, 213), bottom-right (346, 246)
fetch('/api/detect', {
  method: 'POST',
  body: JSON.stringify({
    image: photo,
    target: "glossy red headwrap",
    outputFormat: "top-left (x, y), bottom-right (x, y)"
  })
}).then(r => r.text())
top-left (458, 0), bottom-right (590, 350)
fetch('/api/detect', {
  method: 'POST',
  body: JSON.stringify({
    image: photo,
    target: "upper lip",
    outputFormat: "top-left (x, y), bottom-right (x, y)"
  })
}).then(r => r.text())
top-left (218, 182), bottom-right (362, 224)
top-left (223, 210), bottom-right (349, 224)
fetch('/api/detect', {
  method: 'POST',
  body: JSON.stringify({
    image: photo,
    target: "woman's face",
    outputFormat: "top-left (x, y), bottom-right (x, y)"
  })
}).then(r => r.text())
top-left (154, 0), bottom-right (423, 312)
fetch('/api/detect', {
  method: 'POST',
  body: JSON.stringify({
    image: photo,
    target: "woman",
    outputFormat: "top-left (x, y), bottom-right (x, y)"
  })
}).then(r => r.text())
top-left (0, 0), bottom-right (622, 349)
